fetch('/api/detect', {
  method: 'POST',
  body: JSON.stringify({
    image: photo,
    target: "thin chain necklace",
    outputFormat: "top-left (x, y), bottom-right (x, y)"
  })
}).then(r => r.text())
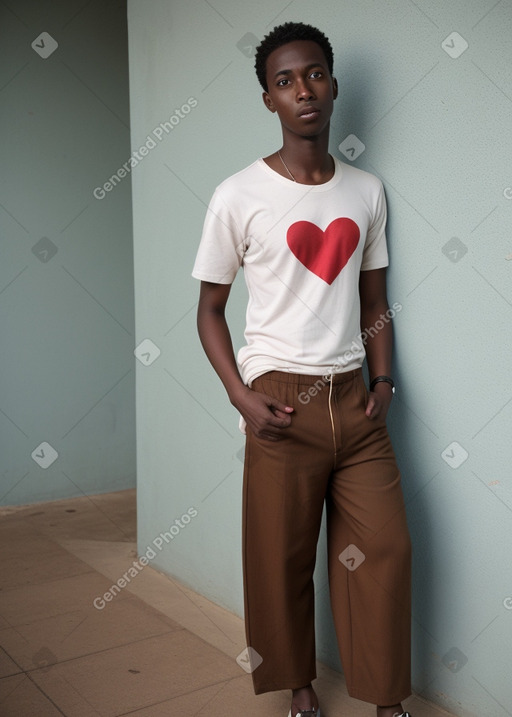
top-left (277, 150), bottom-right (296, 182)
top-left (277, 151), bottom-right (335, 183)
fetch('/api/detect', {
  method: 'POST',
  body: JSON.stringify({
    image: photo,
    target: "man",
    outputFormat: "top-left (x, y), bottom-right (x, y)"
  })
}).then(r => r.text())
top-left (192, 21), bottom-right (412, 717)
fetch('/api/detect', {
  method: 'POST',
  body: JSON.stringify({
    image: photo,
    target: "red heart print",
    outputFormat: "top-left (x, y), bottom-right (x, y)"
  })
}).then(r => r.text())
top-left (286, 218), bottom-right (360, 285)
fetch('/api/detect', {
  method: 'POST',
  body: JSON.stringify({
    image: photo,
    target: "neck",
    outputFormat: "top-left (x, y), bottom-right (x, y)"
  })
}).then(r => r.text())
top-left (280, 127), bottom-right (332, 183)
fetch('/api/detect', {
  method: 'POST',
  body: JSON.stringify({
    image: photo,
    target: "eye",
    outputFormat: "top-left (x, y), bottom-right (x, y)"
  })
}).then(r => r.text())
top-left (310, 70), bottom-right (323, 79)
top-left (276, 78), bottom-right (289, 87)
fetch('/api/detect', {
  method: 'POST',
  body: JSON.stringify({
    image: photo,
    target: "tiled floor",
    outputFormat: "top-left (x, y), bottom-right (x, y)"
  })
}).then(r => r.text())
top-left (0, 490), bottom-right (456, 716)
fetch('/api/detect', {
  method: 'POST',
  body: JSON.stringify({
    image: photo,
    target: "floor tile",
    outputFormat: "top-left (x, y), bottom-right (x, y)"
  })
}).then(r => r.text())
top-left (58, 538), bottom-right (140, 582)
top-left (118, 676), bottom-right (288, 716)
top-left (0, 673), bottom-right (64, 716)
top-left (0, 516), bottom-right (44, 549)
top-left (0, 545), bottom-right (93, 591)
top-left (63, 537), bottom-right (247, 658)
top-left (9, 491), bottom-right (135, 542)
top-left (0, 647), bottom-right (21, 679)
top-left (30, 630), bottom-right (242, 716)
top-left (88, 490), bottom-right (137, 539)
top-left (0, 570), bottom-right (131, 626)
top-left (114, 682), bottom-right (223, 716)
top-left (131, 571), bottom-right (247, 654)
top-left (0, 597), bottom-right (179, 670)
top-left (0, 515), bottom-right (95, 588)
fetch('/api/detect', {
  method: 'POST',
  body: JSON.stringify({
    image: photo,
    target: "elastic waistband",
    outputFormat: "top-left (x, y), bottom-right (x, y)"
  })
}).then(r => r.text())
top-left (255, 368), bottom-right (362, 386)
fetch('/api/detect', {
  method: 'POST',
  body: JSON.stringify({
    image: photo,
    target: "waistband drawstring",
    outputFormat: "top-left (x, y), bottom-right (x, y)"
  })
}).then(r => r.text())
top-left (327, 374), bottom-right (336, 454)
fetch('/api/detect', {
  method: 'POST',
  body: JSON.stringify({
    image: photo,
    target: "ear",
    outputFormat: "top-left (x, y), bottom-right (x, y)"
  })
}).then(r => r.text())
top-left (262, 91), bottom-right (276, 113)
top-left (332, 77), bottom-right (338, 100)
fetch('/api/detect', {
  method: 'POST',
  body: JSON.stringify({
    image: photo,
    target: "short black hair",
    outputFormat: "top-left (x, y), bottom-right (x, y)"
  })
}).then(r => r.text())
top-left (254, 21), bottom-right (334, 92)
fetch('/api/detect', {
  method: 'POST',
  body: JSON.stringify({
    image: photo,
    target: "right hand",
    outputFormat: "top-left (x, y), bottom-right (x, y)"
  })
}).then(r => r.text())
top-left (231, 386), bottom-right (294, 441)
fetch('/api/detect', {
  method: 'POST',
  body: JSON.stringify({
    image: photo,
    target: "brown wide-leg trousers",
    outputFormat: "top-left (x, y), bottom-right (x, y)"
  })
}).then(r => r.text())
top-left (242, 368), bottom-right (411, 706)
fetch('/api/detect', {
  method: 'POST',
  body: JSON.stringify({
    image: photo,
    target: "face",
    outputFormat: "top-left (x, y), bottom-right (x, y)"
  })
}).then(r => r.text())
top-left (262, 40), bottom-right (338, 138)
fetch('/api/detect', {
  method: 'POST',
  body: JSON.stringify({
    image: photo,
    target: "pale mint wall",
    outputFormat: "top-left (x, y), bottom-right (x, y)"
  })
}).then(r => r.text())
top-left (0, 1), bottom-right (135, 505)
top-left (128, 2), bottom-right (512, 715)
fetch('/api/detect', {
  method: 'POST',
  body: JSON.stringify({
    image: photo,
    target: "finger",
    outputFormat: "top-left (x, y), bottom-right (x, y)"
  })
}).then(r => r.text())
top-left (365, 396), bottom-right (376, 417)
top-left (266, 413), bottom-right (293, 429)
top-left (269, 398), bottom-right (294, 414)
top-left (271, 409), bottom-right (293, 422)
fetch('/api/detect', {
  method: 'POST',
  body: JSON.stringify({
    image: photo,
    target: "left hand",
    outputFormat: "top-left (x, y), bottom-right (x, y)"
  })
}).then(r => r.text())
top-left (365, 384), bottom-right (393, 421)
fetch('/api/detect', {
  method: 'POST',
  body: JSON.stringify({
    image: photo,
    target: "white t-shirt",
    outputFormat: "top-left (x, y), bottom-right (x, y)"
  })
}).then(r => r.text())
top-left (192, 156), bottom-right (388, 387)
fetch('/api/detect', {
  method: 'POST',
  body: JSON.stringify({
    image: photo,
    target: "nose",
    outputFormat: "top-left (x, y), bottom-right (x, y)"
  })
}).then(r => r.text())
top-left (296, 77), bottom-right (315, 101)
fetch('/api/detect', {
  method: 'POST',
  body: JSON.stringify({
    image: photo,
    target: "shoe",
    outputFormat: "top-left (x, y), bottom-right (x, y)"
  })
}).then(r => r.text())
top-left (287, 710), bottom-right (321, 717)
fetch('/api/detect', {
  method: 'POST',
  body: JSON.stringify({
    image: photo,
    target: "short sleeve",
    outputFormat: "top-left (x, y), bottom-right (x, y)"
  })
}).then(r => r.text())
top-left (360, 180), bottom-right (389, 271)
top-left (191, 188), bottom-right (245, 284)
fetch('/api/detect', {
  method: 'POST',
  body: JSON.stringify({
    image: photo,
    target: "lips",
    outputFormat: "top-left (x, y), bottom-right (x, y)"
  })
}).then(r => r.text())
top-left (298, 106), bottom-right (320, 118)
